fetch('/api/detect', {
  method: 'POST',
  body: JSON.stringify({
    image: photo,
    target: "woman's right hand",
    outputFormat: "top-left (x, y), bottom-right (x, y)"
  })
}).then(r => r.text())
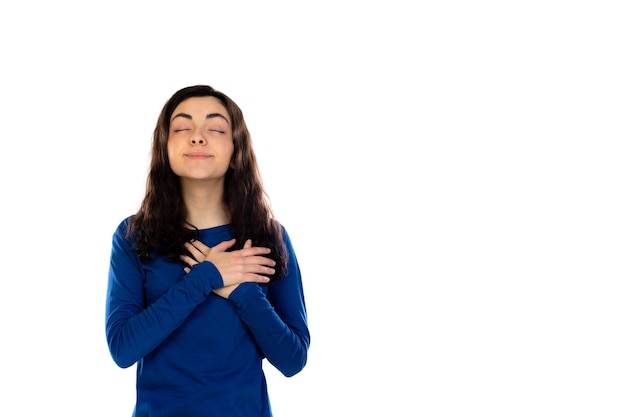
top-left (181, 238), bottom-right (275, 286)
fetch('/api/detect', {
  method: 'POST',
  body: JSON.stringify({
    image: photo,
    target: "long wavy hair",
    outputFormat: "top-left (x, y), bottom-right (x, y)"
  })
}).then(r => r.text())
top-left (128, 85), bottom-right (287, 282)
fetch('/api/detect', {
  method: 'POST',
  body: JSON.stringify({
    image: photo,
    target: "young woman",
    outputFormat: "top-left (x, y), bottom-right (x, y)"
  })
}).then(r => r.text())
top-left (105, 85), bottom-right (310, 416)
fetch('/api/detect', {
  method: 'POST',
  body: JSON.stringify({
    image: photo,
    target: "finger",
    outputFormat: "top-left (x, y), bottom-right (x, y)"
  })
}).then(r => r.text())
top-left (241, 261), bottom-right (276, 276)
top-left (190, 239), bottom-right (210, 254)
top-left (244, 239), bottom-right (252, 249)
top-left (186, 241), bottom-right (206, 257)
top-left (240, 246), bottom-right (272, 257)
top-left (183, 244), bottom-right (204, 263)
top-left (244, 255), bottom-right (276, 267)
top-left (258, 266), bottom-right (276, 275)
top-left (212, 239), bottom-right (237, 253)
top-left (249, 274), bottom-right (271, 283)
top-left (180, 254), bottom-right (197, 267)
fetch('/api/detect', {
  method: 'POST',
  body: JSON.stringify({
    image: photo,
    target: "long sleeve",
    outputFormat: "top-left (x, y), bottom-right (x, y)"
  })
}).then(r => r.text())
top-left (228, 226), bottom-right (310, 377)
top-left (105, 218), bottom-right (224, 368)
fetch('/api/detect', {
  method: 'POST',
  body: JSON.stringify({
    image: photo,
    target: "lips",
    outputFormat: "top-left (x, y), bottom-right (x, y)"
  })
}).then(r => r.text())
top-left (185, 152), bottom-right (212, 159)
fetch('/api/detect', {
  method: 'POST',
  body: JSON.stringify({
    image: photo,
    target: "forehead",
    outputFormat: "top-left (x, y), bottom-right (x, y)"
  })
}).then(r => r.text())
top-left (171, 96), bottom-right (230, 122)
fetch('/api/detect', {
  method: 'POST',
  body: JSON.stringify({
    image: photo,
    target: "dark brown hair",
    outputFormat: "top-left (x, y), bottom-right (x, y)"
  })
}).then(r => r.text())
top-left (128, 85), bottom-right (287, 282)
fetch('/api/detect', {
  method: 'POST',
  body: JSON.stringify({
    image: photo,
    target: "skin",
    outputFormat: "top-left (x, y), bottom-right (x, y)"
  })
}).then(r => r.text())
top-left (170, 97), bottom-right (275, 298)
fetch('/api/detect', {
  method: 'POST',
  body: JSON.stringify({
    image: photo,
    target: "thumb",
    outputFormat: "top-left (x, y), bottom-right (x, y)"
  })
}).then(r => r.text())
top-left (243, 239), bottom-right (252, 249)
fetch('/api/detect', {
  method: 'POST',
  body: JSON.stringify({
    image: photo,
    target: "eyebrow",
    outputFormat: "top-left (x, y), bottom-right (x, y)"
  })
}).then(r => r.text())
top-left (171, 112), bottom-right (230, 125)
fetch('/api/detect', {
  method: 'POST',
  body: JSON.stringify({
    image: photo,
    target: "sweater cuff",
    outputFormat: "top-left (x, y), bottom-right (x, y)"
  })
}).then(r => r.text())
top-left (229, 282), bottom-right (265, 310)
top-left (193, 261), bottom-right (224, 295)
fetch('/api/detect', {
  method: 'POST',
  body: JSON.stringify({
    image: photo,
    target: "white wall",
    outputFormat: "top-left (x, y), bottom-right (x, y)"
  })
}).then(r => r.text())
top-left (1, 1), bottom-right (624, 416)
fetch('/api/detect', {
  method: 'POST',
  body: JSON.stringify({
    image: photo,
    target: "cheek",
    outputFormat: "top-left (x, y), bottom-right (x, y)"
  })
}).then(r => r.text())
top-left (166, 146), bottom-right (175, 167)
top-left (228, 145), bottom-right (237, 166)
top-left (167, 137), bottom-right (183, 157)
top-left (220, 139), bottom-right (234, 157)
top-left (166, 141), bottom-right (182, 171)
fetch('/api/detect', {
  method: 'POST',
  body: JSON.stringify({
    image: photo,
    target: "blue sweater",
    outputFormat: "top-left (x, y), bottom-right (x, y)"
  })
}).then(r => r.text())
top-left (105, 217), bottom-right (310, 417)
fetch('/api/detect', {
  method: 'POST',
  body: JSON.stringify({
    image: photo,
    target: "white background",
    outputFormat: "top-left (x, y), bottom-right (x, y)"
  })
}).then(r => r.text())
top-left (1, 1), bottom-right (624, 416)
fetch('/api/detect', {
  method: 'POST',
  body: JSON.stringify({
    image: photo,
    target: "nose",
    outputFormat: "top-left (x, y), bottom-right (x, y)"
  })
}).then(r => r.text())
top-left (190, 130), bottom-right (206, 145)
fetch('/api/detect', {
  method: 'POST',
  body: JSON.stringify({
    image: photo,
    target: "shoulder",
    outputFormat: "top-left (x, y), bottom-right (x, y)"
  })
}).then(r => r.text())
top-left (112, 215), bottom-right (136, 244)
top-left (272, 220), bottom-right (299, 254)
top-left (271, 219), bottom-right (290, 239)
top-left (115, 214), bottom-right (135, 233)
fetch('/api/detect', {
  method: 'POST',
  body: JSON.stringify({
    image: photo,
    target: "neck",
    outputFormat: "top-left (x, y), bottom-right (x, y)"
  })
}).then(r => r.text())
top-left (181, 179), bottom-right (230, 229)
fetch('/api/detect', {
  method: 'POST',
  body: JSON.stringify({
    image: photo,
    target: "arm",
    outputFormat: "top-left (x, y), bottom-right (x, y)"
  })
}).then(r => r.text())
top-left (104, 219), bottom-right (224, 368)
top-left (228, 226), bottom-right (310, 377)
